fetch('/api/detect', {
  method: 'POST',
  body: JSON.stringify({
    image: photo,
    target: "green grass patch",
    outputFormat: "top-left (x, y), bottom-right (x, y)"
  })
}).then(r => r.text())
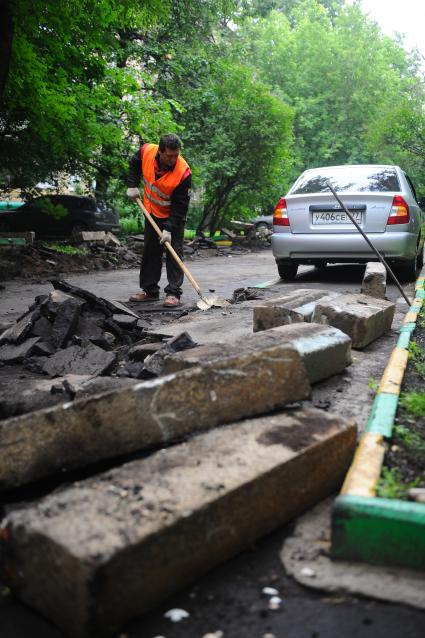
top-left (376, 467), bottom-right (420, 499)
top-left (408, 340), bottom-right (425, 378)
top-left (43, 242), bottom-right (88, 256)
top-left (367, 377), bottom-right (379, 392)
top-left (400, 391), bottom-right (425, 417)
top-left (393, 423), bottom-right (425, 454)
top-left (120, 215), bottom-right (142, 235)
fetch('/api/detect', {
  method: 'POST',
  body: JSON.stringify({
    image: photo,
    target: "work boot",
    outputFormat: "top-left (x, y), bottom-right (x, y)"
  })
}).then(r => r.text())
top-left (163, 295), bottom-right (181, 307)
top-left (129, 291), bottom-right (159, 302)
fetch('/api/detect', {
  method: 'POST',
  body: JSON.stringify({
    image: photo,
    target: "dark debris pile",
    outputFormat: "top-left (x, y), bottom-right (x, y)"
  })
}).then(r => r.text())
top-left (0, 279), bottom-right (197, 420)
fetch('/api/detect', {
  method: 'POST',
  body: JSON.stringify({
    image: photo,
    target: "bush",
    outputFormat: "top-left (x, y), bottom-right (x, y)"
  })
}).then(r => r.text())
top-left (120, 215), bottom-right (142, 235)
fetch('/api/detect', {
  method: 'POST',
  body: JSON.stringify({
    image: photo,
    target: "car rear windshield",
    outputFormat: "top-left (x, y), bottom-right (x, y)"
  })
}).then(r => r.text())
top-left (291, 167), bottom-right (400, 194)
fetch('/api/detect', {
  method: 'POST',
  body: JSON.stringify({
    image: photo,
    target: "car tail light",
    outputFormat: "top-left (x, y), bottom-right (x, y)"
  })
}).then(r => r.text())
top-left (387, 195), bottom-right (410, 225)
top-left (273, 197), bottom-right (289, 226)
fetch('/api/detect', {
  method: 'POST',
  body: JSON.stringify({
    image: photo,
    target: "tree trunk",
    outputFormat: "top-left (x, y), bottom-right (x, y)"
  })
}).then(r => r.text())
top-left (0, 0), bottom-right (14, 100)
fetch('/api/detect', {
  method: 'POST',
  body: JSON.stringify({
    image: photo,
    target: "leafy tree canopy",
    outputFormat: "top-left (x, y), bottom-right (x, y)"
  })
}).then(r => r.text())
top-left (233, 0), bottom-right (424, 183)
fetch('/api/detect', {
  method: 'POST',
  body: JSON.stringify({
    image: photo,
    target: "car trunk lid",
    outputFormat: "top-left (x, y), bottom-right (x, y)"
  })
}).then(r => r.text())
top-left (286, 193), bottom-right (394, 234)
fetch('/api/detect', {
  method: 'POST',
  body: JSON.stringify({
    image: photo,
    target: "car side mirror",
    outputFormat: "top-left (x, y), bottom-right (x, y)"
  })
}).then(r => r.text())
top-left (417, 196), bottom-right (425, 210)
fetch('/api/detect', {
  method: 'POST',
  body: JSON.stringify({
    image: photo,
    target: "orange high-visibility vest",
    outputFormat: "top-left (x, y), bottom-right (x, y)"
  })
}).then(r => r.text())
top-left (142, 144), bottom-right (189, 219)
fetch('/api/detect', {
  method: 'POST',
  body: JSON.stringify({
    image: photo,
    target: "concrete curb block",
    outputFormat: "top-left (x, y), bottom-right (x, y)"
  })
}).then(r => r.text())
top-left (361, 262), bottom-right (386, 299)
top-left (331, 266), bottom-right (425, 569)
top-left (1, 409), bottom-right (357, 637)
top-left (0, 343), bottom-right (310, 490)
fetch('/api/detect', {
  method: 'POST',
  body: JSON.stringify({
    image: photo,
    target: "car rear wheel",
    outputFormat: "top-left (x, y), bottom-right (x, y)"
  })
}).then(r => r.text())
top-left (277, 261), bottom-right (298, 281)
top-left (417, 244), bottom-right (424, 269)
top-left (397, 248), bottom-right (422, 282)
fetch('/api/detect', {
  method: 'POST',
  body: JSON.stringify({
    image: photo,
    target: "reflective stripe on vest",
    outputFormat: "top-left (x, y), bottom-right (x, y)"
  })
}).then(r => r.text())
top-left (143, 177), bottom-right (171, 201)
top-left (142, 143), bottom-right (189, 219)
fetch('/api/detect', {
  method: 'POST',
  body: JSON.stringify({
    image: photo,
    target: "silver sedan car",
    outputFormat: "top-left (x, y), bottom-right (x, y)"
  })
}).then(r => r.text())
top-left (271, 164), bottom-right (425, 281)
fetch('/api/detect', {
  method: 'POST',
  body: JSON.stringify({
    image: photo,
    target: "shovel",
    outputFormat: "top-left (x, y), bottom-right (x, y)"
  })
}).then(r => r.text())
top-left (135, 198), bottom-right (230, 310)
top-left (326, 181), bottom-right (412, 307)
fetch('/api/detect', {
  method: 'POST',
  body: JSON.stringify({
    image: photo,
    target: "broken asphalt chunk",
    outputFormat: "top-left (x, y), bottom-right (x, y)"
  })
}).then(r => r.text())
top-left (51, 297), bottom-right (84, 349)
top-left (0, 337), bottom-right (40, 363)
top-left (42, 343), bottom-right (116, 377)
top-left (144, 331), bottom-right (197, 375)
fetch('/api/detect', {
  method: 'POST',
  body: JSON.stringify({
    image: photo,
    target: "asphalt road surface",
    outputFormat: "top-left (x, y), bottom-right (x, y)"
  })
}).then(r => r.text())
top-left (1, 250), bottom-right (423, 638)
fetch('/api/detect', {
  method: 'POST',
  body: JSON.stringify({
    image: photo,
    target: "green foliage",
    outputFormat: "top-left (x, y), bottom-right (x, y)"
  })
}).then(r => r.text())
top-left (400, 392), bottom-right (425, 418)
top-left (120, 215), bottom-right (142, 235)
top-left (43, 242), bottom-right (88, 256)
top-left (234, 1), bottom-right (424, 182)
top-left (408, 340), bottom-right (425, 378)
top-left (34, 200), bottom-right (68, 221)
top-left (377, 467), bottom-right (420, 500)
top-left (367, 377), bottom-right (379, 392)
top-left (177, 60), bottom-right (293, 232)
top-left (1, 0), bottom-right (222, 193)
top-left (394, 423), bottom-right (425, 454)
top-left (1, 0), bottom-right (424, 224)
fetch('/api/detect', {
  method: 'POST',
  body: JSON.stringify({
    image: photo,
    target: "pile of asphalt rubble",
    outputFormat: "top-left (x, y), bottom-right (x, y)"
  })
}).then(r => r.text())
top-left (0, 279), bottom-right (265, 421)
top-left (0, 279), bottom-right (208, 420)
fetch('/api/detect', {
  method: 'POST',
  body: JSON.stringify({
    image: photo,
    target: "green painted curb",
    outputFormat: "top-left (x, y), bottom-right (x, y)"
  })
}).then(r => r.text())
top-left (365, 392), bottom-right (399, 437)
top-left (401, 322), bottom-right (417, 331)
top-left (331, 268), bottom-right (425, 570)
top-left (397, 331), bottom-right (411, 349)
top-left (0, 238), bottom-right (26, 246)
top-left (332, 495), bottom-right (425, 570)
top-left (399, 323), bottom-right (416, 333)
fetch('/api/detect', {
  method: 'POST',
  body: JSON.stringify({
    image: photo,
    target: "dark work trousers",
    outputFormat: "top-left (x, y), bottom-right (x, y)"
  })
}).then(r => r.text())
top-left (140, 216), bottom-right (185, 298)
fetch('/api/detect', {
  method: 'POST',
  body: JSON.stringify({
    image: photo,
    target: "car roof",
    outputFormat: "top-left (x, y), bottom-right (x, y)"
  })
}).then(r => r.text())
top-left (301, 164), bottom-right (400, 174)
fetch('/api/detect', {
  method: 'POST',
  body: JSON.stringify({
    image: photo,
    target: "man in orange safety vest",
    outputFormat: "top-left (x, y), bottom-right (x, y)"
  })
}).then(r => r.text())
top-left (126, 134), bottom-right (191, 307)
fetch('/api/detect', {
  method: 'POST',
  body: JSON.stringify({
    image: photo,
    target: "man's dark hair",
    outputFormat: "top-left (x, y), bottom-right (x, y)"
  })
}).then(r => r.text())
top-left (159, 133), bottom-right (182, 152)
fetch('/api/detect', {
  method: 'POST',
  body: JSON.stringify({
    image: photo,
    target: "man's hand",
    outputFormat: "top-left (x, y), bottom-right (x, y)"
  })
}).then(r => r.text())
top-left (126, 187), bottom-right (141, 200)
top-left (160, 229), bottom-right (172, 244)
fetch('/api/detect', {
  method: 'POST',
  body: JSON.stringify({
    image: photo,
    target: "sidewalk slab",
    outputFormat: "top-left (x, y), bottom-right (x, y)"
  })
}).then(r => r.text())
top-left (164, 323), bottom-right (352, 384)
top-left (1, 408), bottom-right (357, 637)
top-left (253, 289), bottom-right (340, 332)
top-left (0, 343), bottom-right (310, 490)
top-left (361, 262), bottom-right (386, 299)
top-left (311, 293), bottom-right (395, 348)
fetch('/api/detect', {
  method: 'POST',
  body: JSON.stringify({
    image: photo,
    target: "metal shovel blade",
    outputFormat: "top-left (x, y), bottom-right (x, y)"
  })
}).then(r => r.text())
top-left (197, 296), bottom-right (231, 311)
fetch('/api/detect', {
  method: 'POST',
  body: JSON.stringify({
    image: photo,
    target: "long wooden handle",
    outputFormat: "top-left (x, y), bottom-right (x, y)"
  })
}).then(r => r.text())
top-left (135, 198), bottom-right (204, 298)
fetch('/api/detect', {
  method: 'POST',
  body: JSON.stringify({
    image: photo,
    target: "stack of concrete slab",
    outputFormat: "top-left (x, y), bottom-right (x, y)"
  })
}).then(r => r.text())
top-left (0, 339), bottom-right (311, 489)
top-left (253, 289), bottom-right (395, 349)
top-left (1, 408), bottom-right (356, 637)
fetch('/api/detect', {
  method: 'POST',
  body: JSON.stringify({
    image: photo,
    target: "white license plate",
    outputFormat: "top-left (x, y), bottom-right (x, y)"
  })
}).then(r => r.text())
top-left (312, 211), bottom-right (362, 225)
